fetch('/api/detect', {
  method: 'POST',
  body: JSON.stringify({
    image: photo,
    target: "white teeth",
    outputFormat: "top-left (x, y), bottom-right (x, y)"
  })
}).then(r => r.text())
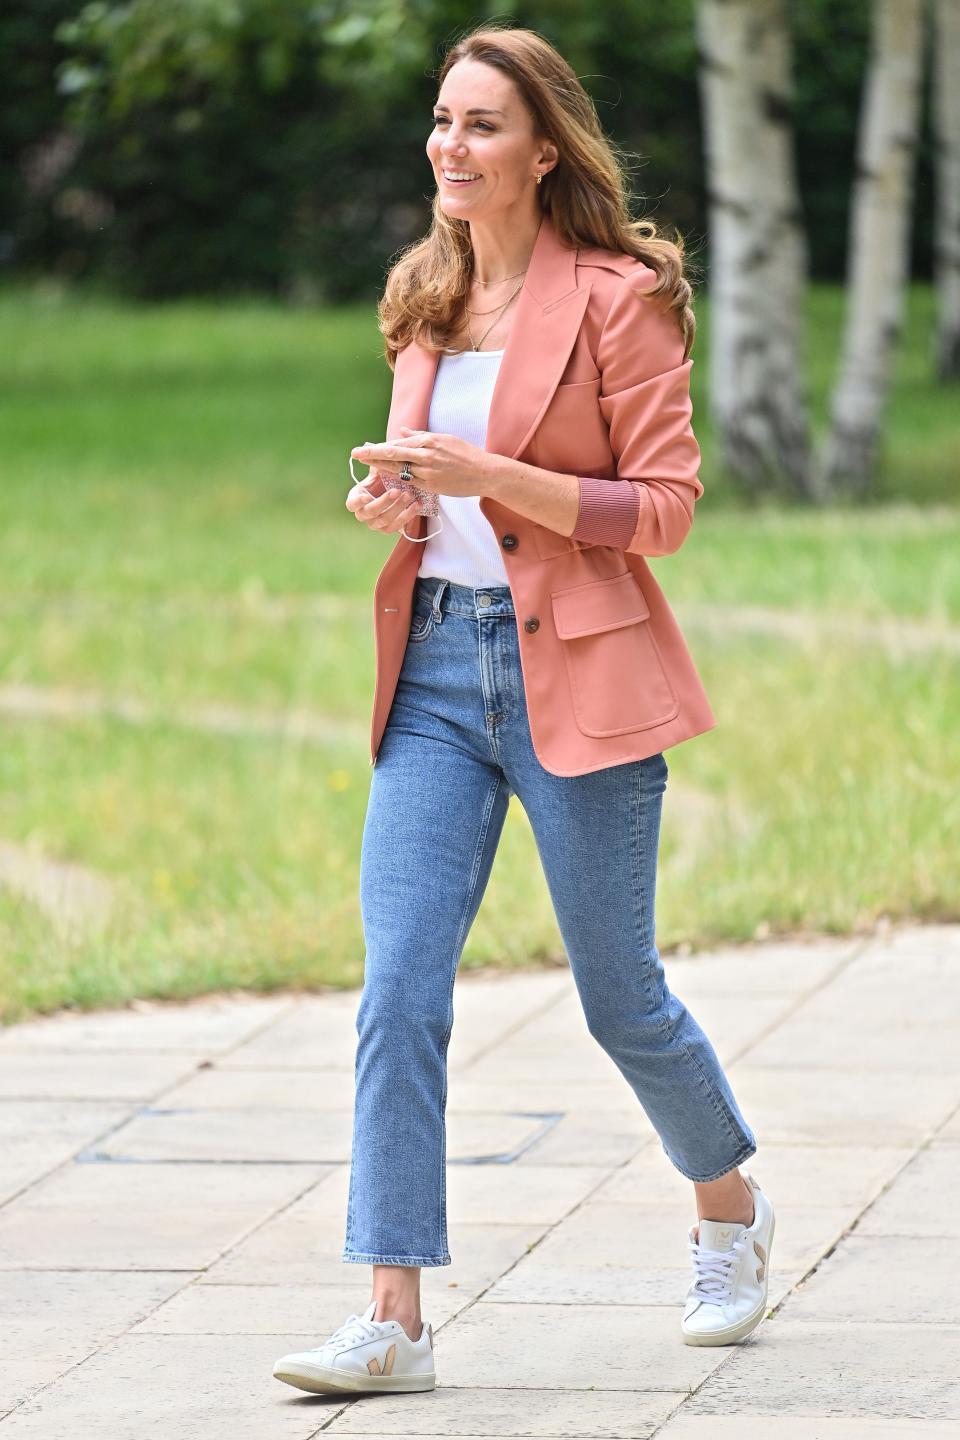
top-left (443, 171), bottom-right (480, 181)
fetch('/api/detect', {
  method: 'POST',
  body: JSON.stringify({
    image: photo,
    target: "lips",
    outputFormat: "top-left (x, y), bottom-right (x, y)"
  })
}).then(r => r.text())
top-left (442, 172), bottom-right (481, 185)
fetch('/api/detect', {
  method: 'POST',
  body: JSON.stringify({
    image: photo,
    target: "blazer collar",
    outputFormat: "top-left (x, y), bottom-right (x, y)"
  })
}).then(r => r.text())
top-left (386, 210), bottom-right (592, 463)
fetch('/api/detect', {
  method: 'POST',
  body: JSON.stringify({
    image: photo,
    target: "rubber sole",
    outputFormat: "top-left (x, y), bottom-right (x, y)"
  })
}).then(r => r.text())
top-left (680, 1292), bottom-right (769, 1346)
top-left (272, 1361), bottom-right (436, 1395)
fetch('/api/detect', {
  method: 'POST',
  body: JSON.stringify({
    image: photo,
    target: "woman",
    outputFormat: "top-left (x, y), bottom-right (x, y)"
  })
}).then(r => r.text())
top-left (273, 23), bottom-right (774, 1398)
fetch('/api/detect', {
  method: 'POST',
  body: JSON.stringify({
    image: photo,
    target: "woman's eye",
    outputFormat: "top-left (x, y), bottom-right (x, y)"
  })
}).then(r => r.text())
top-left (432, 118), bottom-right (492, 131)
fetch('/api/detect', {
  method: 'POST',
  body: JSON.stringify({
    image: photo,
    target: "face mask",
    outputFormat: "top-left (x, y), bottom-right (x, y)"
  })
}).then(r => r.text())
top-left (348, 456), bottom-right (444, 542)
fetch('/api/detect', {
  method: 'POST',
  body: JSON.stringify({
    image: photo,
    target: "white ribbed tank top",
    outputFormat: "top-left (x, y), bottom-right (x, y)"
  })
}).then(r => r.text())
top-left (416, 348), bottom-right (509, 588)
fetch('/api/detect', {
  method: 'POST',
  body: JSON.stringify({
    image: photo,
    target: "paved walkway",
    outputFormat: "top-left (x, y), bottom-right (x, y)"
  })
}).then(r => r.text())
top-left (1, 923), bottom-right (958, 1437)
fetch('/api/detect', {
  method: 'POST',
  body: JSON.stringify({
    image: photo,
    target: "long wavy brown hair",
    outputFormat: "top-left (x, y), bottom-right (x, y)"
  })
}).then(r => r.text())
top-left (378, 22), bottom-right (697, 371)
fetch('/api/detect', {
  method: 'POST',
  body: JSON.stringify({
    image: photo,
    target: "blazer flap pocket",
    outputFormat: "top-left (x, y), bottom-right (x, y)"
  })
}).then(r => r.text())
top-left (551, 572), bottom-right (651, 639)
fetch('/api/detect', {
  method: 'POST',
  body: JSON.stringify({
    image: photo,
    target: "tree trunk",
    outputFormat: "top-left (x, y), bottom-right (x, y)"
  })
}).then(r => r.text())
top-left (820, 0), bottom-right (926, 496)
top-left (933, 0), bottom-right (960, 379)
top-left (696, 0), bottom-right (812, 497)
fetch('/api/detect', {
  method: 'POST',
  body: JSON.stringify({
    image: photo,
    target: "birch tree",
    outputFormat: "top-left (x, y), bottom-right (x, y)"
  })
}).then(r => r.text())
top-left (696, 0), bottom-right (812, 496)
top-left (820, 0), bottom-right (926, 494)
top-left (933, 0), bottom-right (960, 380)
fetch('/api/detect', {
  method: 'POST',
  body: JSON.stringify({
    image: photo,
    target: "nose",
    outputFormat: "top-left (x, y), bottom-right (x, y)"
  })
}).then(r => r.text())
top-left (439, 126), bottom-right (467, 154)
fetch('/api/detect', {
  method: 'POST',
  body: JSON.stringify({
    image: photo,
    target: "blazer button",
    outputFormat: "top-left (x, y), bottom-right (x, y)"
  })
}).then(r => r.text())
top-left (502, 533), bottom-right (518, 550)
top-left (524, 617), bottom-right (540, 633)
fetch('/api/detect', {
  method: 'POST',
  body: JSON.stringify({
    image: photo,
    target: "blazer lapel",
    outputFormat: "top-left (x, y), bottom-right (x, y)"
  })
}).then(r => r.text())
top-left (385, 211), bottom-right (592, 462)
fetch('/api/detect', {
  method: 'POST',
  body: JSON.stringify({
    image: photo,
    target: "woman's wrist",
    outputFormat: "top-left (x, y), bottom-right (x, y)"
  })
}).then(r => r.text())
top-left (483, 455), bottom-right (641, 548)
top-left (482, 455), bottom-right (581, 536)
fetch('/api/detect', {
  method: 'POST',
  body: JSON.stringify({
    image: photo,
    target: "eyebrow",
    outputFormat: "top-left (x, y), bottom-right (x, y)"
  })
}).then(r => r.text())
top-left (433, 105), bottom-right (506, 116)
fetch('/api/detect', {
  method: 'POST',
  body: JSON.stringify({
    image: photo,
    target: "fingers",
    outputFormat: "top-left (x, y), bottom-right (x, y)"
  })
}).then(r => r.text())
top-left (346, 483), bottom-right (421, 533)
top-left (384, 498), bottom-right (423, 533)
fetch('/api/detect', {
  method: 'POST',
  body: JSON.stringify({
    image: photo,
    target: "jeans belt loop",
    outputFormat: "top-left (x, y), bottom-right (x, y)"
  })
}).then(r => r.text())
top-left (432, 578), bottom-right (449, 625)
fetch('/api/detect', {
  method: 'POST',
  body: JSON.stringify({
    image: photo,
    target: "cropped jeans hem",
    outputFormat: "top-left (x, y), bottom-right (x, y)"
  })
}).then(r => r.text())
top-left (666, 1139), bottom-right (758, 1185)
top-left (342, 1251), bottom-right (452, 1267)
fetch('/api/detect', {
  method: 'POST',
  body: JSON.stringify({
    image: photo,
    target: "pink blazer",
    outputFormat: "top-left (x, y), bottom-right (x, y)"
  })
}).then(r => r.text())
top-left (365, 210), bottom-right (715, 776)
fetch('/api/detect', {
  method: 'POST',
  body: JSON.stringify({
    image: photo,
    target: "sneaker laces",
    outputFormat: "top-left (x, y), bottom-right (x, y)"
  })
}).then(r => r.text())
top-left (688, 1233), bottom-right (745, 1305)
top-left (311, 1313), bottom-right (379, 1354)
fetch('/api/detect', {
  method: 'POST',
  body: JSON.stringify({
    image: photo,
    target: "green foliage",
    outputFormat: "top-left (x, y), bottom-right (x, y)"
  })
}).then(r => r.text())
top-left (1, 0), bottom-right (932, 298)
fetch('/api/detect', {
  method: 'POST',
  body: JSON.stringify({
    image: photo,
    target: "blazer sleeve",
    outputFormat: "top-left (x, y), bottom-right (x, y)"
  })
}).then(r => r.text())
top-left (568, 266), bottom-right (703, 556)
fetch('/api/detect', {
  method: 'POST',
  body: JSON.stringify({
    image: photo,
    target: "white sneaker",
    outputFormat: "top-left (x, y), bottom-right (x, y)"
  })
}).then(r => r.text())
top-left (272, 1299), bottom-right (436, 1394)
top-left (680, 1170), bottom-right (775, 1346)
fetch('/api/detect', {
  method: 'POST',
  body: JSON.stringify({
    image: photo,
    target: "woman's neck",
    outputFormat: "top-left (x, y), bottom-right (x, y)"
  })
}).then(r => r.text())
top-left (467, 208), bottom-right (540, 285)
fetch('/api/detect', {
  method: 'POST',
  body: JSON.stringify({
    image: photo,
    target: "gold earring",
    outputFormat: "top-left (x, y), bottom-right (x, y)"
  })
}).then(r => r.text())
top-left (536, 172), bottom-right (542, 184)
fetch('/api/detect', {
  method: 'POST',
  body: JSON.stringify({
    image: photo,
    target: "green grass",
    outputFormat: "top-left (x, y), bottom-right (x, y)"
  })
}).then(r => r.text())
top-left (0, 281), bottom-right (957, 1022)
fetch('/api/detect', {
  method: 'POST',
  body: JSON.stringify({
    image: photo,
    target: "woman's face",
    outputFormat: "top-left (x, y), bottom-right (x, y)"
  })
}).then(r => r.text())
top-left (427, 59), bottom-right (555, 221)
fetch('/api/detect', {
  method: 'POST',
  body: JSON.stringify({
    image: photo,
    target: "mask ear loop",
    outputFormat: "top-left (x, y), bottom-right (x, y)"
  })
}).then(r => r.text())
top-left (349, 456), bottom-right (443, 542)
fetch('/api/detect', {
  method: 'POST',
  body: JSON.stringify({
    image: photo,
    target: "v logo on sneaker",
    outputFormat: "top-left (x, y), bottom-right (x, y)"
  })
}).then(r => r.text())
top-left (753, 1239), bottom-right (767, 1281)
top-left (367, 1344), bottom-right (396, 1376)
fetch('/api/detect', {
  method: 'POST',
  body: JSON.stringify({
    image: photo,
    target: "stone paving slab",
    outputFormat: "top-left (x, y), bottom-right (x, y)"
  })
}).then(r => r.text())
top-left (444, 968), bottom-right (576, 1070)
top-left (426, 1300), bottom-right (726, 1391)
top-left (930, 1108), bottom-right (960, 1142)
top-left (205, 1211), bottom-right (551, 1293)
top-left (726, 1064), bottom-right (956, 1146)
top-left (127, 1279), bottom-right (476, 1334)
top-left (0, 1049), bottom-right (201, 1101)
top-left (455, 1044), bottom-right (623, 1090)
top-left (444, 1162), bottom-right (615, 1225)
top-left (856, 1144), bottom-right (959, 1234)
top-left (321, 1386), bottom-right (684, 1436)
top-left (483, 1261), bottom-right (801, 1309)
top-left (782, 1235), bottom-right (960, 1323)
top-left (213, 970), bottom-right (572, 1074)
top-left (595, 1141), bottom-right (908, 1210)
top-left (445, 1074), bottom-right (644, 1115)
top-left (0, 1270), bottom-right (187, 1401)
top-left (212, 993), bottom-right (366, 1072)
top-left (511, 1106), bottom-right (656, 1167)
top-left (0, 1366), bottom-right (60, 1423)
top-left (87, 1102), bottom-right (562, 1166)
top-left (745, 956), bottom-right (960, 1072)
top-left (658, 936), bottom-right (861, 994)
top-left (0, 1334), bottom-right (337, 1438)
top-left (679, 1320), bottom-right (960, 1419)
top-left (92, 1103), bottom-right (354, 1163)
top-left (653, 989), bottom-right (800, 1062)
top-left (0, 1099), bottom-right (132, 1204)
top-left (1, 922), bottom-right (957, 1434)
top-left (0, 993), bottom-right (290, 1054)
top-left (459, 1046), bottom-right (632, 1087)
top-left (656, 1420), bottom-right (960, 1438)
top-left (139, 1064), bottom-right (357, 1110)
top-left (0, 1161), bottom-right (328, 1270)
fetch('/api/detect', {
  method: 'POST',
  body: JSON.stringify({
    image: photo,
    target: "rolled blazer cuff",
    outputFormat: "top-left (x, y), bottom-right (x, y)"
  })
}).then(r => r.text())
top-left (570, 475), bottom-right (642, 547)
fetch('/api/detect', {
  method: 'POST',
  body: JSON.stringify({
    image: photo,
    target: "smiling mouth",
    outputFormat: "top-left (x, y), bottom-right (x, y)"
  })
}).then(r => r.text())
top-left (441, 172), bottom-right (482, 185)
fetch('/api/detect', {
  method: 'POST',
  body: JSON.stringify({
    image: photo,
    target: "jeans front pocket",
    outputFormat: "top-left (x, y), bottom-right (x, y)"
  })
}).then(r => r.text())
top-left (407, 603), bottom-right (436, 644)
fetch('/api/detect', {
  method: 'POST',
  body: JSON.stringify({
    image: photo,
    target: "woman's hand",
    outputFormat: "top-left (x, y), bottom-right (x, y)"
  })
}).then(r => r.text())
top-left (346, 467), bottom-right (423, 535)
top-left (350, 427), bottom-right (496, 499)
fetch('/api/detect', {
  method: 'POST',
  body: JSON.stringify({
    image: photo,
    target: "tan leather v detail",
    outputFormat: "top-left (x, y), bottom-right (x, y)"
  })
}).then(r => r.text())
top-left (753, 1239), bottom-right (767, 1281)
top-left (367, 1342), bottom-right (397, 1376)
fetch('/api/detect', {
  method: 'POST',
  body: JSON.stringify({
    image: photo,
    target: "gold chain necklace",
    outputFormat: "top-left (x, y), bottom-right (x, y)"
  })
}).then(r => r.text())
top-left (472, 267), bottom-right (528, 286)
top-left (465, 277), bottom-right (524, 351)
top-left (466, 267), bottom-right (528, 313)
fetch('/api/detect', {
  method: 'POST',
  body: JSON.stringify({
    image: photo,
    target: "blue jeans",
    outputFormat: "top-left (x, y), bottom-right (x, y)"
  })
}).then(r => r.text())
top-left (343, 576), bottom-right (756, 1267)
